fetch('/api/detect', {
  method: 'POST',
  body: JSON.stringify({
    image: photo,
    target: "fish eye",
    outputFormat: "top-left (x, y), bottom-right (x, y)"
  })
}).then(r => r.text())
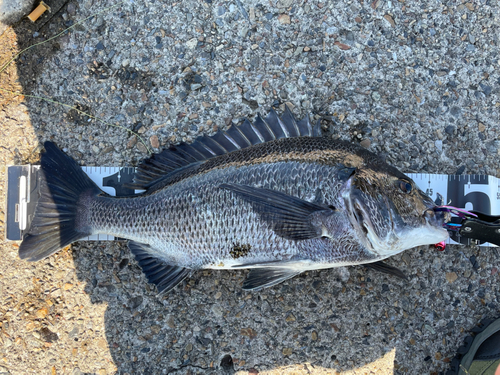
top-left (398, 180), bottom-right (412, 194)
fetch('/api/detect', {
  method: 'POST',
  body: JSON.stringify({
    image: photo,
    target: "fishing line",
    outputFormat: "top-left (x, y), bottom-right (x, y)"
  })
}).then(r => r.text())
top-left (0, 0), bottom-right (152, 153)
top-left (0, 0), bottom-right (129, 75)
top-left (0, 87), bottom-right (151, 152)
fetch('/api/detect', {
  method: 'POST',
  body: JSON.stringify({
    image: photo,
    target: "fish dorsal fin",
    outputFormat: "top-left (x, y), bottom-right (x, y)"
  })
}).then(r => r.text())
top-left (132, 107), bottom-right (319, 190)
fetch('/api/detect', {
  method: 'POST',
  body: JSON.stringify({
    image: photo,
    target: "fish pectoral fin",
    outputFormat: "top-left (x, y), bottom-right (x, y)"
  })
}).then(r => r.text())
top-left (128, 241), bottom-right (191, 294)
top-left (220, 183), bottom-right (335, 241)
top-left (243, 268), bottom-right (302, 291)
top-left (363, 260), bottom-right (407, 280)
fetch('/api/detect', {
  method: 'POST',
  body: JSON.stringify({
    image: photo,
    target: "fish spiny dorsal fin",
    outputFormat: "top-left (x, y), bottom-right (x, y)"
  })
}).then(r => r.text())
top-left (131, 108), bottom-right (320, 190)
top-left (281, 105), bottom-right (301, 137)
top-left (313, 119), bottom-right (322, 137)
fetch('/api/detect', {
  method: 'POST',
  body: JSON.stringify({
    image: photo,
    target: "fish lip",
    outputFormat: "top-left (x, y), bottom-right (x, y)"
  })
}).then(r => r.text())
top-left (424, 207), bottom-right (451, 228)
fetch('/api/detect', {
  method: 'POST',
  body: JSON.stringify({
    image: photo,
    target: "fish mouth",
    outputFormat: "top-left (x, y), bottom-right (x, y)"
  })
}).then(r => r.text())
top-left (423, 207), bottom-right (451, 228)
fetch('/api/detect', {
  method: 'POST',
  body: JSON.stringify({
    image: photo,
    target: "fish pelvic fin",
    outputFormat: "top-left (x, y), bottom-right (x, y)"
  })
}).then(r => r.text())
top-left (128, 241), bottom-right (191, 294)
top-left (18, 142), bottom-right (102, 262)
top-left (363, 260), bottom-right (407, 280)
top-left (243, 268), bottom-right (302, 291)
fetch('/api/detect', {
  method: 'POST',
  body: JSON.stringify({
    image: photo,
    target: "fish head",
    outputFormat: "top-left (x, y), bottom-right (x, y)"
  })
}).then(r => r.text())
top-left (344, 165), bottom-right (450, 257)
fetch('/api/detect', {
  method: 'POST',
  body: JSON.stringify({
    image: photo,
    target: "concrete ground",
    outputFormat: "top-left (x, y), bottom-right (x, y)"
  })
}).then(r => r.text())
top-left (1, 0), bottom-right (499, 374)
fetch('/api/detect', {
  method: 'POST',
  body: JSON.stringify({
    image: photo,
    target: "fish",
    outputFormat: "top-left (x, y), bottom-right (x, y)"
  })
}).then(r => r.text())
top-left (18, 108), bottom-right (450, 293)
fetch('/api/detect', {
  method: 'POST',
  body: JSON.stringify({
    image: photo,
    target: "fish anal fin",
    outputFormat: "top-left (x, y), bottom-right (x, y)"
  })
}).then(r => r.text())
top-left (363, 260), bottom-right (407, 280)
top-left (220, 183), bottom-right (334, 241)
top-left (128, 241), bottom-right (191, 293)
top-left (243, 268), bottom-right (302, 291)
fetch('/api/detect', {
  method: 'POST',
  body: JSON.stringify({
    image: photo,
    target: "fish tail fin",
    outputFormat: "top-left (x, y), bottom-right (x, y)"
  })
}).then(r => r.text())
top-left (18, 142), bottom-right (103, 261)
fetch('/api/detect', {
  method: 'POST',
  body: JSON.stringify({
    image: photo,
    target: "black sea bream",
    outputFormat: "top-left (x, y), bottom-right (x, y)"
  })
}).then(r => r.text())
top-left (18, 109), bottom-right (449, 292)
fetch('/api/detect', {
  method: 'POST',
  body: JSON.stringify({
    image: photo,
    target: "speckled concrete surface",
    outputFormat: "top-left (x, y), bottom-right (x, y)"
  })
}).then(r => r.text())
top-left (1, 0), bottom-right (500, 374)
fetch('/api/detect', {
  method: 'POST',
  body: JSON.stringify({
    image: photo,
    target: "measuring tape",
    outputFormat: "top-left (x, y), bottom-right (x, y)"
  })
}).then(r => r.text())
top-left (5, 166), bottom-right (500, 246)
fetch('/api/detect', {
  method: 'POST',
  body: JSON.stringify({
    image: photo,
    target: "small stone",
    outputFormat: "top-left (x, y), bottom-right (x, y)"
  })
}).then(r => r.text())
top-left (239, 27), bottom-right (249, 38)
top-left (435, 140), bottom-right (443, 152)
top-left (451, 165), bottom-right (464, 176)
top-left (186, 343), bottom-right (193, 352)
top-left (240, 328), bottom-right (257, 339)
top-left (127, 136), bottom-right (137, 149)
top-left (371, 91), bottom-right (381, 101)
top-left (450, 106), bottom-right (461, 118)
top-left (282, 348), bottom-right (293, 356)
top-left (137, 142), bottom-right (147, 153)
top-left (98, 370), bottom-right (106, 375)
top-left (446, 272), bottom-right (458, 283)
top-left (311, 331), bottom-right (318, 340)
top-left (166, 315), bottom-right (175, 328)
top-left (39, 327), bottom-right (58, 343)
top-left (186, 38), bottom-right (198, 49)
top-left (249, 7), bottom-right (255, 21)
top-left (480, 83), bottom-right (492, 96)
top-left (409, 338), bottom-right (416, 345)
top-left (217, 6), bottom-right (226, 16)
top-left (36, 307), bottom-right (49, 319)
top-left (121, 59), bottom-right (130, 67)
top-left (334, 42), bottom-right (350, 50)
top-left (435, 352), bottom-right (442, 360)
top-left (485, 140), bottom-right (499, 154)
top-left (285, 313), bottom-right (296, 322)
top-left (211, 305), bottom-right (223, 317)
top-left (102, 146), bottom-right (114, 154)
top-left (188, 113), bottom-right (199, 120)
top-left (444, 125), bottom-right (456, 135)
top-left (67, 3), bottom-right (76, 15)
top-left (63, 283), bottom-right (73, 290)
top-left (97, 338), bottom-right (107, 349)
top-left (478, 123), bottom-right (486, 132)
top-left (384, 14), bottom-right (396, 27)
top-left (214, 291), bottom-right (222, 299)
top-left (95, 41), bottom-right (105, 50)
top-left (360, 139), bottom-right (371, 149)
top-left (150, 135), bottom-right (159, 148)
top-left (278, 14), bottom-right (290, 24)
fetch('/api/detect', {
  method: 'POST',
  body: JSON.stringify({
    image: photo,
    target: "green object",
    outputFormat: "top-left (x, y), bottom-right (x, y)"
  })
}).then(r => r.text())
top-left (457, 318), bottom-right (500, 375)
top-left (467, 359), bottom-right (500, 375)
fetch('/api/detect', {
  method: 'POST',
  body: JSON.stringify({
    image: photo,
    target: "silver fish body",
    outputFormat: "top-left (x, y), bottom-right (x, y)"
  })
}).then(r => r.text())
top-left (19, 110), bottom-right (449, 292)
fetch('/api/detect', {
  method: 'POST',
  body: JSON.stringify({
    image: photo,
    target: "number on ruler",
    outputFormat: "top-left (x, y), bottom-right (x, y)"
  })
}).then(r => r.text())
top-left (102, 168), bottom-right (136, 197)
top-left (447, 175), bottom-right (491, 245)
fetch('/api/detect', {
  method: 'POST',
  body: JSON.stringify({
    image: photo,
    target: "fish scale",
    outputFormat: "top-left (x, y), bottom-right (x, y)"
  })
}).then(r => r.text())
top-left (18, 109), bottom-right (449, 293)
